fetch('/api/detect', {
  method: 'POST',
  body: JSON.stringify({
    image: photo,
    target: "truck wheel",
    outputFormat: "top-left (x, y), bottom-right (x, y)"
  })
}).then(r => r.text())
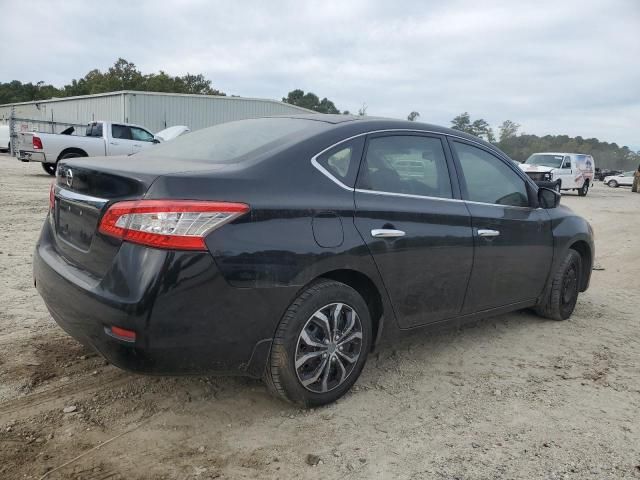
top-left (42, 163), bottom-right (57, 176)
top-left (554, 181), bottom-right (561, 193)
top-left (264, 279), bottom-right (372, 407)
top-left (45, 151), bottom-right (86, 176)
top-left (535, 250), bottom-right (582, 321)
top-left (577, 180), bottom-right (589, 196)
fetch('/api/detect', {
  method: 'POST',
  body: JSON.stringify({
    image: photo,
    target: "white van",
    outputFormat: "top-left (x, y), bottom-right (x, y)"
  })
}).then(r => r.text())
top-left (0, 125), bottom-right (9, 152)
top-left (519, 152), bottom-right (595, 196)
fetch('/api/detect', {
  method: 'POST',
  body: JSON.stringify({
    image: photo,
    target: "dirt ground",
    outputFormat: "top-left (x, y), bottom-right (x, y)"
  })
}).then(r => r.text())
top-left (0, 154), bottom-right (638, 480)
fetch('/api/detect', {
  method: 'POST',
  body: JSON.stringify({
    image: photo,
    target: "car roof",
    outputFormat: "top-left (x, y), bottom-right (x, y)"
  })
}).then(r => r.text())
top-left (534, 152), bottom-right (592, 157)
top-left (267, 114), bottom-right (494, 147)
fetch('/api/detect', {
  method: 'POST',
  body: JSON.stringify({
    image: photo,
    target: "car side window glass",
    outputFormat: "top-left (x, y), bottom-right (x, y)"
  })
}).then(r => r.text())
top-left (315, 137), bottom-right (364, 187)
top-left (322, 146), bottom-right (353, 178)
top-left (358, 135), bottom-right (452, 198)
top-left (563, 156), bottom-right (571, 168)
top-left (131, 127), bottom-right (155, 142)
top-left (452, 141), bottom-right (529, 207)
top-left (112, 125), bottom-right (132, 140)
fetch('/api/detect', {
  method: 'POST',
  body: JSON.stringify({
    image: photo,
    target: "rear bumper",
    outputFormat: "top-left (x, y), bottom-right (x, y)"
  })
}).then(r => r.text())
top-left (18, 150), bottom-right (47, 163)
top-left (34, 220), bottom-right (296, 377)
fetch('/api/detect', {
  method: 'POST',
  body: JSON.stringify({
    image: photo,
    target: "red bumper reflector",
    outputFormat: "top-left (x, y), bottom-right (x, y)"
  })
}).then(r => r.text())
top-left (109, 326), bottom-right (137, 341)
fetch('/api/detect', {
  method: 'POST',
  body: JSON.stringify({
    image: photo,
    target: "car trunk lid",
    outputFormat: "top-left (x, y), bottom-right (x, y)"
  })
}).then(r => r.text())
top-left (50, 155), bottom-right (238, 277)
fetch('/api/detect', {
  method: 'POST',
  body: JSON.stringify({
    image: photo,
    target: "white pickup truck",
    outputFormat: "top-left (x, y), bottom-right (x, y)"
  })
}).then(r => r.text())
top-left (17, 121), bottom-right (189, 175)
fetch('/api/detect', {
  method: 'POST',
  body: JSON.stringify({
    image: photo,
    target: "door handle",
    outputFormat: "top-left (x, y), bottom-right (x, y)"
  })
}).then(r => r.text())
top-left (477, 229), bottom-right (500, 237)
top-left (110, 142), bottom-right (119, 145)
top-left (371, 228), bottom-right (406, 238)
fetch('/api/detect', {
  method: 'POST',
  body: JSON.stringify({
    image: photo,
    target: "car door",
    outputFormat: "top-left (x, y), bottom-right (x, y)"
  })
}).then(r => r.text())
top-left (108, 124), bottom-right (135, 155)
top-left (557, 155), bottom-right (575, 188)
top-left (449, 139), bottom-right (553, 313)
top-left (621, 172), bottom-right (634, 186)
top-left (354, 133), bottom-right (474, 328)
top-left (130, 126), bottom-right (157, 154)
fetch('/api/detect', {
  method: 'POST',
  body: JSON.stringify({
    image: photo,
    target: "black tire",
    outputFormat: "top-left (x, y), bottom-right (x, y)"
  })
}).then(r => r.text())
top-left (42, 163), bottom-right (57, 176)
top-left (554, 181), bottom-right (561, 193)
top-left (607, 180), bottom-right (618, 188)
top-left (535, 250), bottom-right (582, 321)
top-left (264, 279), bottom-right (372, 407)
top-left (577, 180), bottom-right (589, 196)
top-left (44, 151), bottom-right (86, 176)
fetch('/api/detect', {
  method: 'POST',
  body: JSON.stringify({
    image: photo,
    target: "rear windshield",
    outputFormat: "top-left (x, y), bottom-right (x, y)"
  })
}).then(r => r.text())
top-left (141, 117), bottom-right (326, 163)
top-left (524, 154), bottom-right (564, 168)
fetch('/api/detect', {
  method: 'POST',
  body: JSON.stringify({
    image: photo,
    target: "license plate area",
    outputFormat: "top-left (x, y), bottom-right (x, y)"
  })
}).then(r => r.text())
top-left (56, 199), bottom-right (101, 251)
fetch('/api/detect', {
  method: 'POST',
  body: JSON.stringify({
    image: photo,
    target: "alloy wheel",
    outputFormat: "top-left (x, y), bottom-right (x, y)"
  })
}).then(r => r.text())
top-left (295, 302), bottom-right (363, 393)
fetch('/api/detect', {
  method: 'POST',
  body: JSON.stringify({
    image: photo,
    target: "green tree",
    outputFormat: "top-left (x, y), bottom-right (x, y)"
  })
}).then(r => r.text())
top-left (407, 111), bottom-right (420, 121)
top-left (451, 112), bottom-right (472, 133)
top-left (0, 58), bottom-right (226, 103)
top-left (282, 89), bottom-right (340, 113)
top-left (498, 120), bottom-right (520, 142)
top-left (451, 112), bottom-right (495, 142)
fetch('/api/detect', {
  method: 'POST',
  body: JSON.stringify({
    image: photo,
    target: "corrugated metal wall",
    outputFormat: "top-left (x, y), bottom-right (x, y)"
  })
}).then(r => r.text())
top-left (126, 92), bottom-right (311, 132)
top-left (0, 93), bottom-right (125, 132)
top-left (0, 91), bottom-right (313, 133)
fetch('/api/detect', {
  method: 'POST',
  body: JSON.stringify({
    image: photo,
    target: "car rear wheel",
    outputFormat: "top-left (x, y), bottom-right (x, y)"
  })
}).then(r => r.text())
top-left (577, 180), bottom-right (589, 196)
top-left (535, 250), bottom-right (582, 321)
top-left (607, 180), bottom-right (618, 188)
top-left (264, 279), bottom-right (372, 406)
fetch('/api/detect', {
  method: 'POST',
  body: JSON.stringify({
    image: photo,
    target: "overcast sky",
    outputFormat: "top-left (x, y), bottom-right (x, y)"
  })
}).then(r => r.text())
top-left (2, 0), bottom-right (639, 148)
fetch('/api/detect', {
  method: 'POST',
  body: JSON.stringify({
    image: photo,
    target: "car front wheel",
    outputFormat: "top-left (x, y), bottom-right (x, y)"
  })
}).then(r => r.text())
top-left (264, 279), bottom-right (372, 406)
top-left (535, 250), bottom-right (582, 321)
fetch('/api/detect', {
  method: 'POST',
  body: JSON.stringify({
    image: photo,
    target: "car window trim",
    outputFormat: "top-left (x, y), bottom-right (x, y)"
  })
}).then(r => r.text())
top-left (311, 129), bottom-right (470, 193)
top-left (310, 128), bottom-right (539, 208)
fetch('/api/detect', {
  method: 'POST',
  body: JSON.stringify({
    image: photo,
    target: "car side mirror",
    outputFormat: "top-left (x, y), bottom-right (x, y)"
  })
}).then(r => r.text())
top-left (152, 138), bottom-right (161, 144)
top-left (538, 187), bottom-right (560, 209)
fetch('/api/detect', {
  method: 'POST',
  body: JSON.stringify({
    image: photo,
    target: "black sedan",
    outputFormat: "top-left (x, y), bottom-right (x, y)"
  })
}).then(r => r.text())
top-left (34, 115), bottom-right (595, 406)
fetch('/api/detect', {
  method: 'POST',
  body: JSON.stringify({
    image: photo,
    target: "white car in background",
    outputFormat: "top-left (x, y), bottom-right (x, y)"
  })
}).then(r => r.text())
top-left (0, 125), bottom-right (9, 152)
top-left (604, 171), bottom-right (635, 188)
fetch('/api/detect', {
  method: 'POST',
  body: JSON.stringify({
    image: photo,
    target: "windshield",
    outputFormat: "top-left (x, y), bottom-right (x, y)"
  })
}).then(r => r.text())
top-left (139, 117), bottom-right (326, 163)
top-left (524, 154), bottom-right (564, 168)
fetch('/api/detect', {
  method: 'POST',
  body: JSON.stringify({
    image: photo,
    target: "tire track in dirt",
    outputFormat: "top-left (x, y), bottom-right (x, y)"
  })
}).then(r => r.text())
top-left (0, 370), bottom-right (131, 421)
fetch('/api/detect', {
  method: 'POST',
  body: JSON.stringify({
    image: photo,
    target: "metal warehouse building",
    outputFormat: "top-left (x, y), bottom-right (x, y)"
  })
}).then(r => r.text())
top-left (0, 90), bottom-right (313, 134)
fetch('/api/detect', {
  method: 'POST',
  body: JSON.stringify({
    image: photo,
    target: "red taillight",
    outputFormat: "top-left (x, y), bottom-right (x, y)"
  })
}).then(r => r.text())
top-left (98, 200), bottom-right (249, 251)
top-left (32, 136), bottom-right (43, 150)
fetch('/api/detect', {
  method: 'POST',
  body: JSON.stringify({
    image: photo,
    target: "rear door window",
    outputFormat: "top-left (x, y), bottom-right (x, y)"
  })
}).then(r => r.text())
top-left (112, 124), bottom-right (132, 140)
top-left (452, 141), bottom-right (529, 207)
top-left (357, 135), bottom-right (453, 198)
